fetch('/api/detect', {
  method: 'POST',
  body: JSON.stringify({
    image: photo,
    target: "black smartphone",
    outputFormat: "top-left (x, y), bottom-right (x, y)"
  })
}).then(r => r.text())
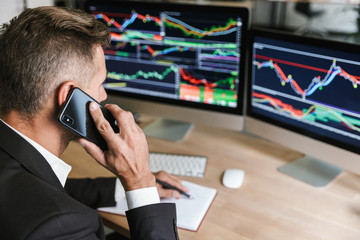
top-left (57, 87), bottom-right (119, 150)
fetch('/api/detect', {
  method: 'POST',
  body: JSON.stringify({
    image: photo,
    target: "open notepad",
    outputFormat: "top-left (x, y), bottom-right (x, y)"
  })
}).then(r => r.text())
top-left (98, 181), bottom-right (217, 231)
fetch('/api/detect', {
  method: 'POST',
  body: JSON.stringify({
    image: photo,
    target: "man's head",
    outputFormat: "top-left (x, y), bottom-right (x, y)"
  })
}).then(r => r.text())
top-left (0, 6), bottom-right (110, 119)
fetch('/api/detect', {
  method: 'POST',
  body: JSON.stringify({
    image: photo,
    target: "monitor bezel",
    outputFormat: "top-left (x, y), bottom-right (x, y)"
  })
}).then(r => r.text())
top-left (85, 0), bottom-right (249, 117)
top-left (246, 28), bottom-right (360, 155)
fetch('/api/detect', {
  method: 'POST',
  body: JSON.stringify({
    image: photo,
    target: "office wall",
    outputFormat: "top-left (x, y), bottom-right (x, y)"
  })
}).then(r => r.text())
top-left (286, 2), bottom-right (358, 34)
top-left (0, 0), bottom-right (54, 25)
top-left (252, 1), bottom-right (358, 34)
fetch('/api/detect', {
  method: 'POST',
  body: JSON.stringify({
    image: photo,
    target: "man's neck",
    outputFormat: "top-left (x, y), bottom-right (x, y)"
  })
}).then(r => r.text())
top-left (2, 110), bottom-right (66, 157)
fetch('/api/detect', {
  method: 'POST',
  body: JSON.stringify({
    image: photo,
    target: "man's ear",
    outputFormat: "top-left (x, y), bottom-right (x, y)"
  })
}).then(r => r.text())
top-left (57, 81), bottom-right (77, 108)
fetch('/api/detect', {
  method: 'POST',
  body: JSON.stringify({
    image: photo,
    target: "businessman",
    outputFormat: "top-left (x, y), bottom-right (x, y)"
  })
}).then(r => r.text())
top-left (0, 6), bottom-right (187, 240)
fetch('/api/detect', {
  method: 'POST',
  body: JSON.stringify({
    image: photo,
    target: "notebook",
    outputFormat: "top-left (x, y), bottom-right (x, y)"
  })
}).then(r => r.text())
top-left (98, 181), bottom-right (217, 231)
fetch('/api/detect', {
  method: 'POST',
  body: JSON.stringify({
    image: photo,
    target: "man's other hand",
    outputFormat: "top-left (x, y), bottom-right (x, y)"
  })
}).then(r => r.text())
top-left (155, 171), bottom-right (189, 199)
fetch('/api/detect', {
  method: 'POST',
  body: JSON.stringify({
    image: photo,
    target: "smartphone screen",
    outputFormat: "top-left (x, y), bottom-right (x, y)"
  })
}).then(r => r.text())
top-left (57, 87), bottom-right (119, 150)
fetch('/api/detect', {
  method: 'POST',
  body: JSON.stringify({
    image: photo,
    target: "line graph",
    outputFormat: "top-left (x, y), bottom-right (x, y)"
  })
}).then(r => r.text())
top-left (111, 31), bottom-right (163, 42)
top-left (107, 65), bottom-right (178, 82)
top-left (95, 12), bottom-right (239, 40)
top-left (250, 36), bottom-right (360, 150)
top-left (163, 14), bottom-right (238, 39)
top-left (95, 12), bottom-right (161, 31)
top-left (253, 92), bottom-right (360, 133)
top-left (163, 39), bottom-right (237, 49)
top-left (140, 45), bottom-right (194, 57)
top-left (94, 11), bottom-right (239, 48)
top-left (254, 55), bottom-right (360, 98)
top-left (105, 60), bottom-right (178, 96)
top-left (90, 5), bottom-right (243, 109)
top-left (206, 49), bottom-right (239, 57)
top-left (179, 68), bottom-right (236, 90)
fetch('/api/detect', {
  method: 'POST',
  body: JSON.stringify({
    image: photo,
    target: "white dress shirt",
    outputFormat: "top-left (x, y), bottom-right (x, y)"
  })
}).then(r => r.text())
top-left (1, 119), bottom-right (160, 210)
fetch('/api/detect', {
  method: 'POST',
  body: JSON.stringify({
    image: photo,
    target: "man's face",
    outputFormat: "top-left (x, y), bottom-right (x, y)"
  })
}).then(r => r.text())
top-left (83, 45), bottom-right (108, 103)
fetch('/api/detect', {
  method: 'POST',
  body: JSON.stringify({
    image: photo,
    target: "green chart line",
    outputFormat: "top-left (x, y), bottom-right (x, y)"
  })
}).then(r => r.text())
top-left (107, 65), bottom-right (178, 81)
top-left (163, 39), bottom-right (237, 49)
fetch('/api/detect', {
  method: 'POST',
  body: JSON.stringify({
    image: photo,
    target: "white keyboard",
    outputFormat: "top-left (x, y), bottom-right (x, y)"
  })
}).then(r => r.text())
top-left (149, 152), bottom-right (207, 178)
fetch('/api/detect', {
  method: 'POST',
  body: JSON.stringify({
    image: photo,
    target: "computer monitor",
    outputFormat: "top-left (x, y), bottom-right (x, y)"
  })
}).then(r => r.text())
top-left (246, 29), bottom-right (360, 186)
top-left (85, 0), bottom-right (248, 141)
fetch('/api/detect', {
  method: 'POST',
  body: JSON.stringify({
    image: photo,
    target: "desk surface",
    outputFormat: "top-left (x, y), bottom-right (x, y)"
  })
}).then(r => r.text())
top-left (61, 120), bottom-right (360, 240)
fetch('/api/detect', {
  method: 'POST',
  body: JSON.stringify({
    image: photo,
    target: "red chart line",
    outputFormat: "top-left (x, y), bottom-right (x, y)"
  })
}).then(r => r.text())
top-left (255, 54), bottom-right (360, 80)
top-left (92, 11), bottom-right (134, 18)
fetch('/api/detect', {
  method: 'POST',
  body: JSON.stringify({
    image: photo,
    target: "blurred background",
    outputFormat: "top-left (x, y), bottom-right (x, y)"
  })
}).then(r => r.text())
top-left (1, 0), bottom-right (360, 49)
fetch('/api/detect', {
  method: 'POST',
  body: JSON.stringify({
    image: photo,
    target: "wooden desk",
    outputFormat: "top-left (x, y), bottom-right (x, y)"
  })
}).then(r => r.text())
top-left (61, 122), bottom-right (360, 240)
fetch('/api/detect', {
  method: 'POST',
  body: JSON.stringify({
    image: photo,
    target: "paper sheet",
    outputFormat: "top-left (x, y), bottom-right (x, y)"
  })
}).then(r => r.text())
top-left (98, 181), bottom-right (217, 231)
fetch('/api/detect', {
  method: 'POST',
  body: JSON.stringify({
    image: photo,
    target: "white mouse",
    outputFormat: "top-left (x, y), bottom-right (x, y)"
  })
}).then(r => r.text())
top-left (222, 169), bottom-right (244, 189)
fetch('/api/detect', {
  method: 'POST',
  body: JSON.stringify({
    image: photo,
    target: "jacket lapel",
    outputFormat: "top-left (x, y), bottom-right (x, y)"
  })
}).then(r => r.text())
top-left (0, 120), bottom-right (65, 192)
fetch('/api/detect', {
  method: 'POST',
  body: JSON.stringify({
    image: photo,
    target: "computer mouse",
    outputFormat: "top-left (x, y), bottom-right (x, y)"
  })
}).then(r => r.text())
top-left (222, 169), bottom-right (244, 189)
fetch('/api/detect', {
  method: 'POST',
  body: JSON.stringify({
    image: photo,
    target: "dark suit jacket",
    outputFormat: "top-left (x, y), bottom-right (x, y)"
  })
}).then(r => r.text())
top-left (0, 121), bottom-right (179, 240)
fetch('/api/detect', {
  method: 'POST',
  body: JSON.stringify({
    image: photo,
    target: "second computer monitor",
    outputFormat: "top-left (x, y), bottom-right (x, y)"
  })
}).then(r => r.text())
top-left (246, 29), bottom-right (360, 184)
top-left (86, 0), bottom-right (248, 140)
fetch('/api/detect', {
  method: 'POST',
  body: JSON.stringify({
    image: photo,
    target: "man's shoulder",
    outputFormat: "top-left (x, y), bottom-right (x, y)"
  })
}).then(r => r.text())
top-left (0, 153), bottom-right (102, 239)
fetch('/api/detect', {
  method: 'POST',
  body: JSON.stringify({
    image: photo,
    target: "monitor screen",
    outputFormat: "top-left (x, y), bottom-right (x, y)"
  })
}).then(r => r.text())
top-left (246, 29), bottom-right (360, 179)
top-left (85, 0), bottom-right (248, 136)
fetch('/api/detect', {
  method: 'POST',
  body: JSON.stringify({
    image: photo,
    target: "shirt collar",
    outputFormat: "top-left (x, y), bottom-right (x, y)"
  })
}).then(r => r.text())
top-left (0, 119), bottom-right (71, 187)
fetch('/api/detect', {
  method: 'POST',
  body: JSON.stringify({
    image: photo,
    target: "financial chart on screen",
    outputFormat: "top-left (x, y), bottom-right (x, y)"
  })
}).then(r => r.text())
top-left (250, 34), bottom-right (360, 152)
top-left (88, 2), bottom-right (246, 110)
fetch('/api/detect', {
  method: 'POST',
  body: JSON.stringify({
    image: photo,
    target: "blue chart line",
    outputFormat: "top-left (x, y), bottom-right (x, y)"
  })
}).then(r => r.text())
top-left (254, 55), bottom-right (360, 98)
top-left (95, 12), bottom-right (161, 32)
top-left (163, 14), bottom-right (237, 37)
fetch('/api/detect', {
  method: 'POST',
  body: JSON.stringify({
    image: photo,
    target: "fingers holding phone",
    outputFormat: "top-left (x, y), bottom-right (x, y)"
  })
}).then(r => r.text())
top-left (58, 87), bottom-right (118, 150)
top-left (79, 102), bottom-right (155, 191)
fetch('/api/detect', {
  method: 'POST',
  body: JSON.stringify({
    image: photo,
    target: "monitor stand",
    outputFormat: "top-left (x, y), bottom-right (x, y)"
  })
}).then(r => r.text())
top-left (277, 156), bottom-right (343, 187)
top-left (143, 118), bottom-right (193, 142)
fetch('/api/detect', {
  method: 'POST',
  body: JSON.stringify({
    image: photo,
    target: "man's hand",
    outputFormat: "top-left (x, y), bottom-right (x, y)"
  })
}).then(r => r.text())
top-left (155, 171), bottom-right (189, 199)
top-left (79, 102), bottom-right (155, 191)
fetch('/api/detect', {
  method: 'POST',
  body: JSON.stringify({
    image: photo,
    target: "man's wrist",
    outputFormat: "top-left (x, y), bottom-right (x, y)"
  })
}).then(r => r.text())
top-left (120, 172), bottom-right (156, 191)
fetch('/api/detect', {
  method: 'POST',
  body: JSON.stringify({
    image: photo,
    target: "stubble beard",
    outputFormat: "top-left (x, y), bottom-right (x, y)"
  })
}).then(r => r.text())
top-left (59, 127), bottom-right (78, 154)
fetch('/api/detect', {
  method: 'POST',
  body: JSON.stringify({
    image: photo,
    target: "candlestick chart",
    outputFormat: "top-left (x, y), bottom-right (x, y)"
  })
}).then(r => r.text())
top-left (91, 6), bottom-right (243, 108)
top-left (251, 39), bottom-right (360, 145)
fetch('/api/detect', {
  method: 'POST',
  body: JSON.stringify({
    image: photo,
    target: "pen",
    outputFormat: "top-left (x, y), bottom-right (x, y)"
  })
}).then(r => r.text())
top-left (156, 179), bottom-right (193, 199)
